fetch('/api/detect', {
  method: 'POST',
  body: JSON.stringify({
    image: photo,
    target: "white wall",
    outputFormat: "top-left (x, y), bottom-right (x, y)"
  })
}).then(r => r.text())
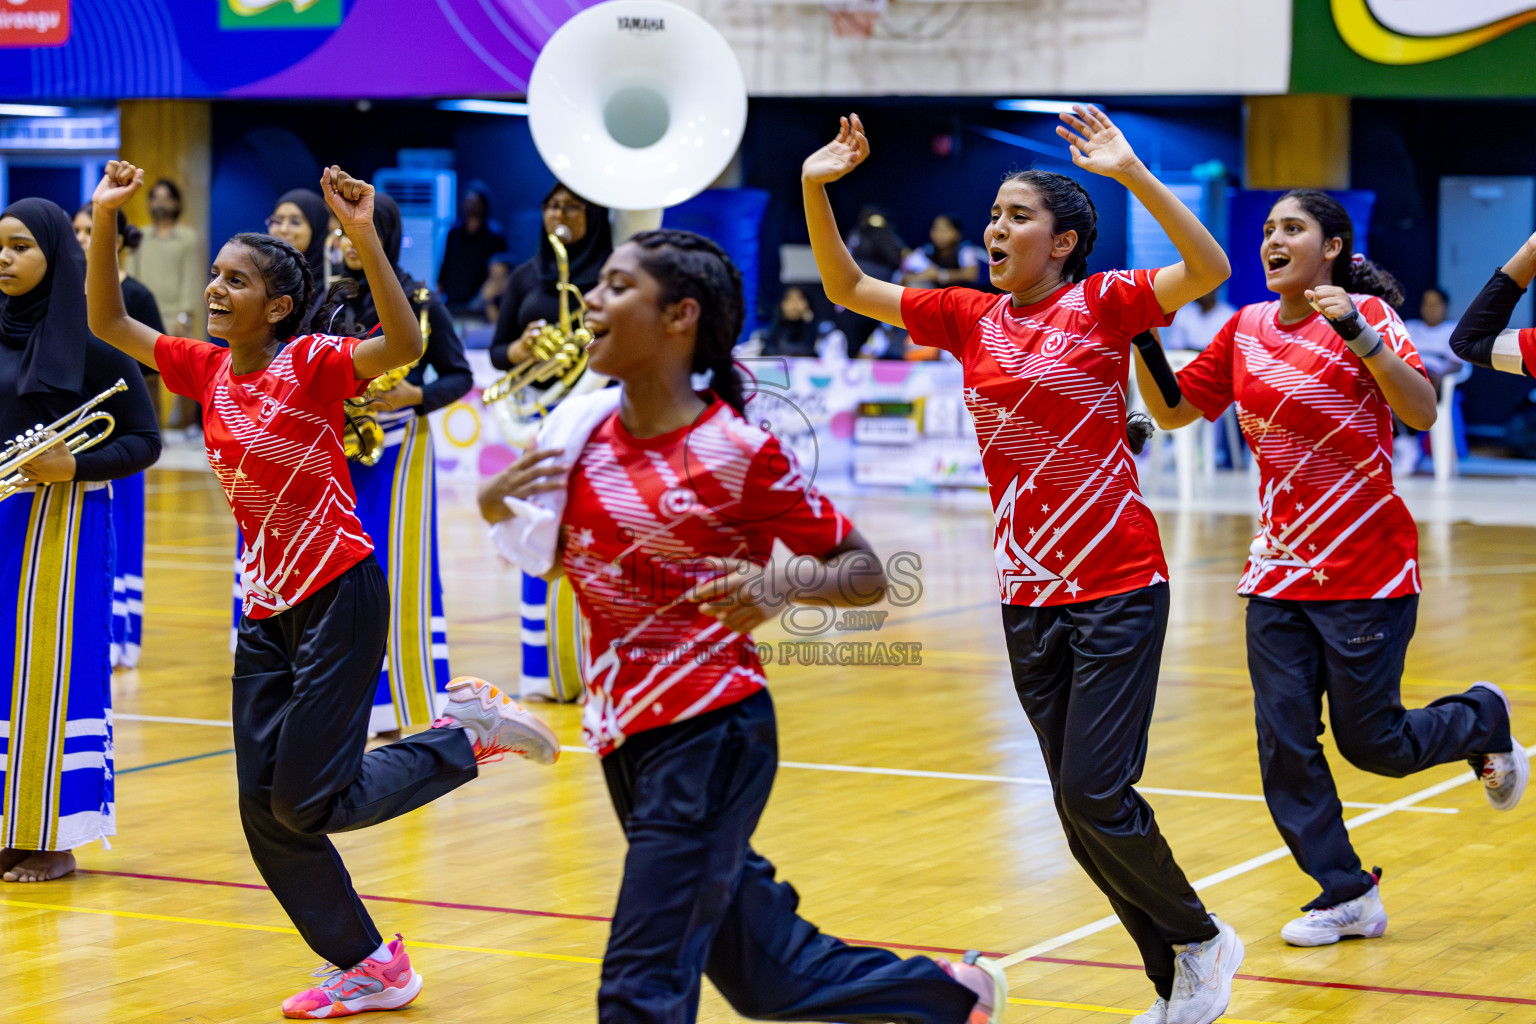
top-left (683, 0), bottom-right (1291, 96)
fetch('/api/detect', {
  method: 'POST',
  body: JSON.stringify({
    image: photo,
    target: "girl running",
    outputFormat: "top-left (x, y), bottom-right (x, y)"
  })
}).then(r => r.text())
top-left (0, 198), bottom-right (160, 883)
top-left (478, 228), bottom-right (1007, 1024)
top-left (1135, 190), bottom-right (1523, 946)
top-left (801, 108), bottom-right (1241, 1024)
top-left (85, 159), bottom-right (559, 1019)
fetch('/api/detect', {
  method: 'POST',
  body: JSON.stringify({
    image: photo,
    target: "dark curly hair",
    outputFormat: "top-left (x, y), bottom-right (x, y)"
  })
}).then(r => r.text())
top-left (628, 229), bottom-right (747, 414)
top-left (1274, 189), bottom-right (1404, 309)
top-left (1001, 169), bottom-right (1098, 283)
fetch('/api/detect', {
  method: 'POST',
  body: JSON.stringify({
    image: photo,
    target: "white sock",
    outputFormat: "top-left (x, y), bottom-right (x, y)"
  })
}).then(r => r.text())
top-left (368, 939), bottom-right (393, 963)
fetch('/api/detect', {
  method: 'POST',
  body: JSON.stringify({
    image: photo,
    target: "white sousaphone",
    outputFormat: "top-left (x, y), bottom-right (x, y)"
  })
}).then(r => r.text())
top-left (485, 0), bottom-right (748, 448)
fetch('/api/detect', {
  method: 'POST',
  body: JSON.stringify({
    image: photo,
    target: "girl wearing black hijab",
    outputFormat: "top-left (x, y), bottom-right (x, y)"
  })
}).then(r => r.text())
top-left (328, 193), bottom-right (472, 734)
top-left (0, 197), bottom-right (160, 883)
top-left (488, 182), bottom-right (613, 701)
top-left (266, 188), bottom-right (331, 321)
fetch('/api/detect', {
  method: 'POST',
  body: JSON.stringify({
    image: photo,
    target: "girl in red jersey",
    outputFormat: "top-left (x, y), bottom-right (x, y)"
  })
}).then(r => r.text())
top-left (801, 107), bottom-right (1240, 1024)
top-left (84, 160), bottom-right (560, 1020)
top-left (1449, 227), bottom-right (1536, 379)
top-left (477, 228), bottom-right (1007, 1024)
top-left (1136, 190), bottom-right (1522, 948)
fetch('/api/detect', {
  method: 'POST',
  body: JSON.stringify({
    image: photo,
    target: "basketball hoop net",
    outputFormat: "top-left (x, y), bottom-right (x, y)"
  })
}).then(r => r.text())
top-left (824, 0), bottom-right (886, 37)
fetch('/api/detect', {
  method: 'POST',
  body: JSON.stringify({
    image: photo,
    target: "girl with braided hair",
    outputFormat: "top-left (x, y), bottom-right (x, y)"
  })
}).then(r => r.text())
top-left (1137, 189), bottom-right (1521, 950)
top-left (85, 160), bottom-right (560, 1019)
top-left (802, 108), bottom-right (1242, 1024)
top-left (478, 228), bottom-right (1006, 1024)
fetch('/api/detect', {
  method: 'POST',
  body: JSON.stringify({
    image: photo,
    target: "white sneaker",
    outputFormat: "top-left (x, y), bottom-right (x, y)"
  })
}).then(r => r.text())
top-left (1130, 997), bottom-right (1168, 1023)
top-left (432, 676), bottom-right (560, 766)
top-left (1166, 916), bottom-right (1243, 1024)
top-left (947, 951), bottom-right (1008, 1024)
top-left (1470, 681), bottom-right (1528, 811)
top-left (1280, 884), bottom-right (1388, 946)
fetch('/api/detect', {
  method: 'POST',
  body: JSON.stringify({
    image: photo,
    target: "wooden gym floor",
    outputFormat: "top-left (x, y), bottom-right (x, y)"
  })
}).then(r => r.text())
top-left (5, 465), bottom-right (1536, 1024)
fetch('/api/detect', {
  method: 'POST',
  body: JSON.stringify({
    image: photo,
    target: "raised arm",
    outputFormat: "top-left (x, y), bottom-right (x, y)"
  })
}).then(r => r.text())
top-left (85, 161), bottom-right (163, 370)
top-left (802, 115), bottom-right (906, 328)
top-left (321, 166), bottom-right (424, 379)
top-left (1449, 233), bottom-right (1536, 376)
top-left (1057, 105), bottom-right (1230, 314)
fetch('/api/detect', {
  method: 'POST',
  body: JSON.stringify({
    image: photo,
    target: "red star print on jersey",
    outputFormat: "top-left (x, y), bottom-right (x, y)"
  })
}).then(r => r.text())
top-left (560, 397), bottom-right (851, 755)
top-left (1176, 295), bottom-right (1428, 600)
top-left (902, 271), bottom-right (1173, 606)
top-left (155, 334), bottom-right (376, 618)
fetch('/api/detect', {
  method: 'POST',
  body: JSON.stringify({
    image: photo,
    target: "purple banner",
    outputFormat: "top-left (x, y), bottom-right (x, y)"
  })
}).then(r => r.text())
top-left (0, 0), bottom-right (601, 99)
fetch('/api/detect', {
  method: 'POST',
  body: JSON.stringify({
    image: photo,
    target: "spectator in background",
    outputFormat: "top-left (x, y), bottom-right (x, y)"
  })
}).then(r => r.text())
top-left (126, 178), bottom-right (201, 337)
top-left (901, 213), bottom-right (987, 289)
top-left (1162, 288), bottom-right (1235, 351)
top-left (752, 285), bottom-right (845, 358)
top-left (438, 181), bottom-right (507, 313)
top-left (127, 177), bottom-right (204, 433)
top-left (265, 189), bottom-right (331, 324)
top-left (1404, 286), bottom-right (1461, 391)
top-left (835, 205), bottom-right (905, 358)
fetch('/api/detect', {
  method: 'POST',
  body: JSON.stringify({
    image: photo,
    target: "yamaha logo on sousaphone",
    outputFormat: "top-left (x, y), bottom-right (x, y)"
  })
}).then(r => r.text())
top-left (617, 16), bottom-right (665, 31)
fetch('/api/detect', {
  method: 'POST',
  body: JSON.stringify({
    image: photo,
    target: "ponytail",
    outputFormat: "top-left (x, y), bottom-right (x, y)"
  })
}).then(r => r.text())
top-left (309, 278), bottom-right (363, 336)
top-left (1277, 189), bottom-right (1404, 309)
top-left (628, 228), bottom-right (748, 414)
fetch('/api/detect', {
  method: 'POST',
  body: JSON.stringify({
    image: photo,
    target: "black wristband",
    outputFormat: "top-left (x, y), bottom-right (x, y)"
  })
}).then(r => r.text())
top-left (1325, 309), bottom-right (1364, 341)
top-left (1132, 331), bottom-right (1182, 407)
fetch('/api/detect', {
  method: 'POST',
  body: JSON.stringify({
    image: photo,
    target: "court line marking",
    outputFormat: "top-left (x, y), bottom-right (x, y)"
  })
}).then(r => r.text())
top-left (1007, 997), bottom-right (1278, 1023)
top-left (0, 899), bottom-right (601, 964)
top-left (118, 749), bottom-right (236, 774)
top-left (993, 743), bottom-right (1536, 970)
top-left (16, 885), bottom-right (1536, 1009)
top-left (108, 714), bottom-right (1458, 814)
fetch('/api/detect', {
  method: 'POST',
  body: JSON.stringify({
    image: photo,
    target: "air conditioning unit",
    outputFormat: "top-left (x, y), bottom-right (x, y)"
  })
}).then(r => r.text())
top-left (376, 166), bottom-right (456, 290)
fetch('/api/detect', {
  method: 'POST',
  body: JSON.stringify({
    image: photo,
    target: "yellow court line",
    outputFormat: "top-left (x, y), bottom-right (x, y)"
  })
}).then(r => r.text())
top-left (1008, 997), bottom-right (1278, 1024)
top-left (0, 900), bottom-right (601, 965)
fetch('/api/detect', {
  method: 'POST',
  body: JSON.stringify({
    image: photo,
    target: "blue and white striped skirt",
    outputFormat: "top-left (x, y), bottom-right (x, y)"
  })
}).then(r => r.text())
top-left (0, 482), bottom-right (115, 852)
top-left (110, 472), bottom-right (145, 670)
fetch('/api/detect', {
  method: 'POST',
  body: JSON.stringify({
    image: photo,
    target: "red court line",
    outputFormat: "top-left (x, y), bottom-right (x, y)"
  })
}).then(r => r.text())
top-left (80, 870), bottom-right (1536, 1006)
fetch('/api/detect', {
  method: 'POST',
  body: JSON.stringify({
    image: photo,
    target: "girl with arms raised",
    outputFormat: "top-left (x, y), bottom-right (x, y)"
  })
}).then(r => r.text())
top-left (802, 107), bottom-right (1240, 1024)
top-left (86, 160), bottom-right (558, 1019)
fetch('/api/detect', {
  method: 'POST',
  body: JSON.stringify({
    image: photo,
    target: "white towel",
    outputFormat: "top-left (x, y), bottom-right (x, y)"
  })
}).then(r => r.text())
top-left (488, 387), bottom-right (622, 576)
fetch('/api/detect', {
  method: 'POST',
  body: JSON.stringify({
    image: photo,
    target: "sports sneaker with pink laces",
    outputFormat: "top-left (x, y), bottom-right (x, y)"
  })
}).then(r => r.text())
top-left (431, 676), bottom-right (560, 766)
top-left (281, 934), bottom-right (422, 1019)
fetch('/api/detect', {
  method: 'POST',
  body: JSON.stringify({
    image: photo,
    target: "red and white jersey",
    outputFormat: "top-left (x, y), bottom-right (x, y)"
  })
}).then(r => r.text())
top-left (1176, 296), bottom-right (1427, 600)
top-left (902, 271), bottom-right (1173, 606)
top-left (561, 396), bottom-right (851, 755)
top-left (156, 334), bottom-right (375, 618)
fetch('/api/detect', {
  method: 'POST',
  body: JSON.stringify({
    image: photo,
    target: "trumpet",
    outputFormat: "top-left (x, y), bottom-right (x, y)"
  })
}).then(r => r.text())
top-left (342, 287), bottom-right (432, 467)
top-left (483, 227), bottom-right (600, 448)
top-left (0, 379), bottom-right (128, 502)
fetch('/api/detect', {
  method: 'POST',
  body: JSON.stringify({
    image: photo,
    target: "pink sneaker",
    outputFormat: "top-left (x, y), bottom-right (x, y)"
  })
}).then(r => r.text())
top-left (281, 934), bottom-right (423, 1019)
top-left (941, 951), bottom-right (1008, 1024)
top-left (432, 676), bottom-right (560, 766)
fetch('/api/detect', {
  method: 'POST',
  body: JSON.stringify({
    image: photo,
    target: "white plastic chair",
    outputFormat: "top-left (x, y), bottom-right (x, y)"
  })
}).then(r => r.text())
top-left (1430, 361), bottom-right (1474, 486)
